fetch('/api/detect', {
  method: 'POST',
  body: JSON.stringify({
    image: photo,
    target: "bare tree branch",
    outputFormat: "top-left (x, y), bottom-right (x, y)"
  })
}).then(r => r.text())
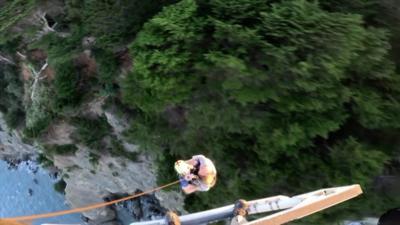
top-left (38, 11), bottom-right (56, 33)
top-left (0, 54), bottom-right (15, 65)
top-left (29, 59), bottom-right (48, 101)
top-left (34, 10), bottom-right (58, 40)
top-left (16, 51), bottom-right (27, 60)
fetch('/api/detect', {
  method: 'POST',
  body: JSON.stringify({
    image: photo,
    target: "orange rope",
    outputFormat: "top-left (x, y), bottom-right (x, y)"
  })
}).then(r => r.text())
top-left (0, 220), bottom-right (31, 225)
top-left (2, 180), bottom-right (179, 222)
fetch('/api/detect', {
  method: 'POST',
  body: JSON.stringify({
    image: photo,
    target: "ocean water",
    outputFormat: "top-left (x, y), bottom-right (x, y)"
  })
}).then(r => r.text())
top-left (0, 160), bottom-right (83, 225)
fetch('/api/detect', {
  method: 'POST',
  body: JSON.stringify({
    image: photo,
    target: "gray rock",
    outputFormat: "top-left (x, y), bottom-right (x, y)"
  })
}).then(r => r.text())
top-left (0, 113), bottom-right (36, 161)
top-left (51, 110), bottom-right (186, 223)
top-left (0, 108), bottom-right (186, 224)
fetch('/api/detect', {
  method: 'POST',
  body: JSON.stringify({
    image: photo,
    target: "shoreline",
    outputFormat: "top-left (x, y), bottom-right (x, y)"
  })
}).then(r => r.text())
top-left (0, 113), bottom-right (185, 225)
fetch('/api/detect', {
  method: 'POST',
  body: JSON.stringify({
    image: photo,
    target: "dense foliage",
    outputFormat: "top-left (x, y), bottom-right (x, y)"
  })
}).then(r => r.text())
top-left (122, 0), bottom-right (400, 222)
top-left (0, 0), bottom-right (175, 134)
top-left (65, 0), bottom-right (177, 48)
top-left (0, 0), bottom-right (35, 43)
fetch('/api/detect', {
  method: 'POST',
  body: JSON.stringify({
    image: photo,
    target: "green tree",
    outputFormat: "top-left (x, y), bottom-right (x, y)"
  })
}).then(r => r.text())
top-left (53, 58), bottom-right (81, 108)
top-left (65, 0), bottom-right (177, 48)
top-left (122, 0), bottom-right (400, 222)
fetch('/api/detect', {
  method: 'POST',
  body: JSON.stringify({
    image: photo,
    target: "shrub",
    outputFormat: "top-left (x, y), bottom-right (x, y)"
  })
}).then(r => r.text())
top-left (36, 153), bottom-right (54, 168)
top-left (43, 144), bottom-right (78, 155)
top-left (53, 58), bottom-right (82, 109)
top-left (88, 152), bottom-right (100, 167)
top-left (54, 179), bottom-right (67, 194)
top-left (109, 138), bottom-right (138, 161)
top-left (93, 49), bottom-right (119, 95)
top-left (71, 116), bottom-right (111, 150)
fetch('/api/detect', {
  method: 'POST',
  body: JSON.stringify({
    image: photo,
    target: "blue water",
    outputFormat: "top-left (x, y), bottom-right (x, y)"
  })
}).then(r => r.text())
top-left (0, 160), bottom-right (83, 225)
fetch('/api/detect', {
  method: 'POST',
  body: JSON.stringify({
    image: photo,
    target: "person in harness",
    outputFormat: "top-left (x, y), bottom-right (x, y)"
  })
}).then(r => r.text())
top-left (174, 155), bottom-right (217, 194)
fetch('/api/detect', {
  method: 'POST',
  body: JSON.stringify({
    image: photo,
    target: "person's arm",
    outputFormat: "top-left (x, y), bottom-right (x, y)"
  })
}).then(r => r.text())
top-left (186, 155), bottom-right (205, 166)
top-left (182, 184), bottom-right (199, 194)
top-left (179, 176), bottom-right (199, 194)
top-left (185, 158), bottom-right (197, 166)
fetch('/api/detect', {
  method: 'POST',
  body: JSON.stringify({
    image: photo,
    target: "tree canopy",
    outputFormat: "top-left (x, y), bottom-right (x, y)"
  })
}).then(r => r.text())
top-left (122, 0), bottom-right (400, 222)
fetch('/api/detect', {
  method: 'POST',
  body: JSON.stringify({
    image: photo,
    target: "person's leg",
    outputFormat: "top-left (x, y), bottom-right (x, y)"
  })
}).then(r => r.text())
top-left (230, 215), bottom-right (247, 225)
top-left (230, 200), bottom-right (249, 225)
top-left (166, 211), bottom-right (181, 225)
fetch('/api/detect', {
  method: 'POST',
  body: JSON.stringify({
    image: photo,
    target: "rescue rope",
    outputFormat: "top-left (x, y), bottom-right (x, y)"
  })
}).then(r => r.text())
top-left (2, 180), bottom-right (180, 222)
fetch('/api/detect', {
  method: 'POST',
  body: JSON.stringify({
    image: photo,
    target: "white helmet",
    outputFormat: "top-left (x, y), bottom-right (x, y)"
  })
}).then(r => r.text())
top-left (174, 160), bottom-right (193, 175)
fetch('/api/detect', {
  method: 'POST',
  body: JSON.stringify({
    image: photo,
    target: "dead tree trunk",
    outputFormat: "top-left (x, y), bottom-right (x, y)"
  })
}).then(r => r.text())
top-left (29, 59), bottom-right (48, 101)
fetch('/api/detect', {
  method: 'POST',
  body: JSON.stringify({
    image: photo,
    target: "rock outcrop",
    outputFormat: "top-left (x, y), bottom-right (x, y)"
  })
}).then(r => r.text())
top-left (0, 114), bottom-right (36, 162)
top-left (53, 146), bottom-right (185, 224)
top-left (0, 2), bottom-right (186, 223)
top-left (42, 104), bottom-right (186, 224)
top-left (0, 109), bottom-right (185, 224)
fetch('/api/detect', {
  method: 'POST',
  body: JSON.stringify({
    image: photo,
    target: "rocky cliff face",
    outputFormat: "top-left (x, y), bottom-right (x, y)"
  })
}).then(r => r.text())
top-left (59, 149), bottom-right (184, 224)
top-left (0, 110), bottom-right (185, 225)
top-left (0, 2), bottom-right (186, 224)
top-left (0, 114), bottom-right (36, 162)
